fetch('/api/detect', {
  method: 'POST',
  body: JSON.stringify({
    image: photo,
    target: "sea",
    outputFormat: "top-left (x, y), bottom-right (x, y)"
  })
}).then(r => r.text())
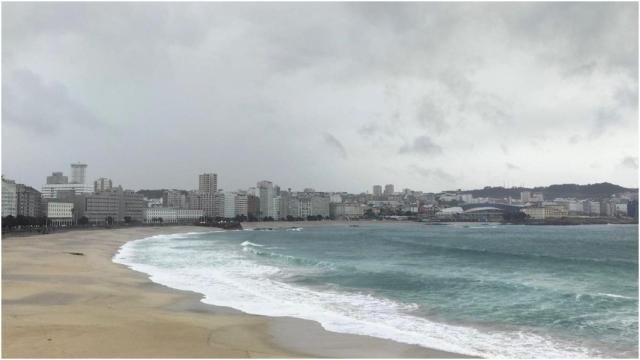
top-left (113, 223), bottom-right (638, 358)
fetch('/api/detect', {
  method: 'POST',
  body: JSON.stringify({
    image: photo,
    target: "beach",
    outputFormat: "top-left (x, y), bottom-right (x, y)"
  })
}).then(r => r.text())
top-left (2, 225), bottom-right (465, 358)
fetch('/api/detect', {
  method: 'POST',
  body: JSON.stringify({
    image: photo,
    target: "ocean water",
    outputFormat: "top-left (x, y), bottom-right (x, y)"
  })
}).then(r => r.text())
top-left (113, 224), bottom-right (638, 358)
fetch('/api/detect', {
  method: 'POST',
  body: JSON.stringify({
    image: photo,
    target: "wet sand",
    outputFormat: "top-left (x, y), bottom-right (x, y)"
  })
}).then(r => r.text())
top-left (2, 226), bottom-right (468, 358)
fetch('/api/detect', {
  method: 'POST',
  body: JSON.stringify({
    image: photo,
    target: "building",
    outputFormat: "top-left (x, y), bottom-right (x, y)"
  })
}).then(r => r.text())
top-left (258, 180), bottom-right (274, 219)
top-left (235, 193), bottom-right (248, 217)
top-left (615, 203), bottom-right (628, 216)
top-left (2, 177), bottom-right (17, 217)
top-left (462, 207), bottom-right (504, 222)
top-left (584, 201), bottom-right (601, 216)
top-left (384, 184), bottom-right (394, 196)
top-left (198, 173), bottom-right (218, 193)
top-left (373, 185), bottom-right (382, 197)
top-left (163, 190), bottom-right (187, 209)
top-left (16, 184), bottom-right (42, 217)
top-left (44, 202), bottom-right (74, 226)
top-left (522, 207), bottom-right (545, 220)
top-left (81, 189), bottom-right (144, 224)
top-left (143, 208), bottom-right (204, 224)
top-left (247, 194), bottom-right (260, 219)
top-left (272, 196), bottom-right (281, 220)
top-left (214, 192), bottom-right (236, 218)
top-left (46, 172), bottom-right (68, 184)
top-left (41, 183), bottom-right (93, 199)
top-left (520, 191), bottom-right (531, 203)
top-left (330, 203), bottom-right (366, 219)
top-left (544, 205), bottom-right (568, 218)
top-left (70, 163), bottom-right (88, 184)
top-left (144, 197), bottom-right (163, 208)
top-left (94, 178), bottom-right (113, 193)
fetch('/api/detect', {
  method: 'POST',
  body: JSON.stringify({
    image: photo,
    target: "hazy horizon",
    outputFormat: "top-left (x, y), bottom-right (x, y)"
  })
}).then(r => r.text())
top-left (2, 2), bottom-right (638, 193)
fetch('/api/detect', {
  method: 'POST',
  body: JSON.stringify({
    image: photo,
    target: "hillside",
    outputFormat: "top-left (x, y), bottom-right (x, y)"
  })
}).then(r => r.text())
top-left (464, 182), bottom-right (637, 200)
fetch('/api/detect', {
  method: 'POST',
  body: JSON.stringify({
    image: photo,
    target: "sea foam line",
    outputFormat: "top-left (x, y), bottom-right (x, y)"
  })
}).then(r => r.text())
top-left (113, 235), bottom-right (598, 359)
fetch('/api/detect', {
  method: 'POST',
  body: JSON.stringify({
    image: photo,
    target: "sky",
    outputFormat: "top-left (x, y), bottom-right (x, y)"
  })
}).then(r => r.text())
top-left (2, 2), bottom-right (638, 193)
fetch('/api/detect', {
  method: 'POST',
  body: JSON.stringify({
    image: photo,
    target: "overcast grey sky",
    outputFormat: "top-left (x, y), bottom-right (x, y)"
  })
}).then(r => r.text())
top-left (2, 2), bottom-right (638, 193)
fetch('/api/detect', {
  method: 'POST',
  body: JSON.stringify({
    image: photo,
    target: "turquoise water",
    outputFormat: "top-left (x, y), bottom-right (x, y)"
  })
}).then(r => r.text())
top-left (114, 224), bottom-right (638, 358)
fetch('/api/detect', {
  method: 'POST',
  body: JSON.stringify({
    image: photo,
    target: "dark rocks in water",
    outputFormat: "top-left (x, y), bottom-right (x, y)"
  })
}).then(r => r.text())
top-left (67, 252), bottom-right (84, 256)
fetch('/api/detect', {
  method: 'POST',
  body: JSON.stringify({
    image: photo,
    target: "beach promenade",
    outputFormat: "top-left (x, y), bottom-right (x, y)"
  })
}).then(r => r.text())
top-left (2, 225), bottom-right (464, 358)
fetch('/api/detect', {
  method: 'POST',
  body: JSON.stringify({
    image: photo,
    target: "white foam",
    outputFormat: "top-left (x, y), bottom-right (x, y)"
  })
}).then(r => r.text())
top-left (596, 293), bottom-right (636, 300)
top-left (113, 234), bottom-right (597, 359)
top-left (241, 241), bottom-right (264, 247)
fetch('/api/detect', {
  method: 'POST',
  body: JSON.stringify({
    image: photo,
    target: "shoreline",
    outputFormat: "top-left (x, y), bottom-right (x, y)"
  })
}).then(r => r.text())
top-left (3, 226), bottom-right (469, 358)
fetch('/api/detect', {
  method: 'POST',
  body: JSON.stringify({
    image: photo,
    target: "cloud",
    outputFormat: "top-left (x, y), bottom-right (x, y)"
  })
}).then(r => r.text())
top-left (409, 164), bottom-right (455, 183)
top-left (358, 123), bottom-right (379, 137)
top-left (506, 162), bottom-right (521, 170)
top-left (323, 133), bottom-right (348, 159)
top-left (620, 156), bottom-right (638, 170)
top-left (1, 2), bottom-right (637, 191)
top-left (398, 135), bottom-right (442, 155)
top-left (2, 69), bottom-right (105, 134)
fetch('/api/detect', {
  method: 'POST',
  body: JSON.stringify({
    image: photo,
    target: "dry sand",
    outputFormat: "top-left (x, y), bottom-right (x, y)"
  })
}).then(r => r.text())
top-left (2, 225), bottom-right (468, 358)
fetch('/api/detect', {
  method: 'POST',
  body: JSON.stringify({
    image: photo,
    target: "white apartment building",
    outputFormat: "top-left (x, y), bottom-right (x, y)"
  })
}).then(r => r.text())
top-left (143, 208), bottom-right (204, 223)
top-left (234, 193), bottom-right (248, 217)
top-left (2, 177), bottom-right (17, 217)
top-left (41, 183), bottom-right (93, 199)
top-left (215, 192), bottom-right (236, 218)
top-left (46, 202), bottom-right (74, 225)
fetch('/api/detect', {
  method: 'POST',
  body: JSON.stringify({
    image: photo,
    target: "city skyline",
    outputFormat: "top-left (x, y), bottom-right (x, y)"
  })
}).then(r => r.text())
top-left (2, 2), bottom-right (638, 193)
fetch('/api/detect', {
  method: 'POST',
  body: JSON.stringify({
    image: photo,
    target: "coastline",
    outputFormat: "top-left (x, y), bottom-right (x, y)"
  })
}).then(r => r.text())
top-left (2, 226), bottom-right (469, 358)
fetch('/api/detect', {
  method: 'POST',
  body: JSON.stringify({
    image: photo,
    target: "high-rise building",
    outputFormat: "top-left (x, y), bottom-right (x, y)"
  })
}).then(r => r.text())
top-left (94, 178), bottom-right (113, 193)
top-left (2, 177), bottom-right (17, 217)
top-left (247, 194), bottom-right (260, 219)
top-left (47, 172), bottom-right (68, 184)
top-left (257, 180), bottom-right (274, 219)
top-left (273, 196), bottom-right (281, 220)
top-left (199, 173), bottom-right (218, 193)
top-left (384, 184), bottom-right (394, 196)
top-left (234, 193), bottom-right (248, 217)
top-left (373, 185), bottom-right (382, 197)
top-left (520, 191), bottom-right (531, 202)
top-left (70, 163), bottom-right (88, 184)
top-left (16, 184), bottom-right (42, 217)
top-left (214, 192), bottom-right (236, 218)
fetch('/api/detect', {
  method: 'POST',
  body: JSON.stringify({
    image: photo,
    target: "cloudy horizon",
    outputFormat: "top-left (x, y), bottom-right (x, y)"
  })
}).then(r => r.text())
top-left (2, 2), bottom-right (638, 193)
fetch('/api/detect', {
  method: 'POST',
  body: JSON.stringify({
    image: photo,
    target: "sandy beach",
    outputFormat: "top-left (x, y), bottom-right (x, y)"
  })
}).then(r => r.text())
top-left (2, 225), bottom-right (466, 358)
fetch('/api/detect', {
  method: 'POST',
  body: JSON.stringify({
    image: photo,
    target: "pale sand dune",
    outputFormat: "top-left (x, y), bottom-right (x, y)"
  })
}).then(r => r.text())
top-left (2, 226), bottom-right (467, 358)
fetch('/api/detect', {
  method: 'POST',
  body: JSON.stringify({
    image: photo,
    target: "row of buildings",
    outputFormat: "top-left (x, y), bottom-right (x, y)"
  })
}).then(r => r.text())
top-left (2, 164), bottom-right (638, 226)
